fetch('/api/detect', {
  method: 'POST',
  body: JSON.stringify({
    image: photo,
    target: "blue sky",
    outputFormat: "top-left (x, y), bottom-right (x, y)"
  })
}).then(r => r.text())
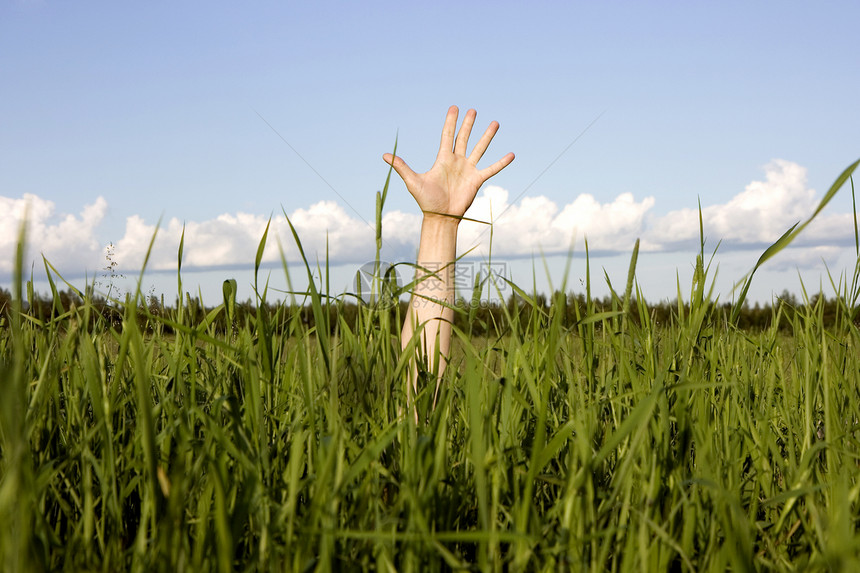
top-left (2, 1), bottom-right (859, 304)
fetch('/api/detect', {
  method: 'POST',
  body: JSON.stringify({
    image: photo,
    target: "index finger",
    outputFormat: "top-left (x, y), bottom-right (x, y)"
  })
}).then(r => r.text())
top-left (478, 152), bottom-right (515, 181)
top-left (437, 105), bottom-right (459, 156)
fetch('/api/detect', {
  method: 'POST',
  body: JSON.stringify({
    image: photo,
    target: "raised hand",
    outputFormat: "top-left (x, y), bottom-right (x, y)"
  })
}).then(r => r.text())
top-left (391, 106), bottom-right (514, 406)
top-left (383, 106), bottom-right (514, 221)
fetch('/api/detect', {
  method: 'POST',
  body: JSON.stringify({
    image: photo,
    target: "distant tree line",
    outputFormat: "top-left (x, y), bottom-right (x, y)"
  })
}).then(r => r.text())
top-left (0, 286), bottom-right (855, 334)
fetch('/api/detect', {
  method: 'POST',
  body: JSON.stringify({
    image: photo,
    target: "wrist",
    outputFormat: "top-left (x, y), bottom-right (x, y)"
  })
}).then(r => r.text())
top-left (417, 213), bottom-right (459, 262)
top-left (421, 212), bottom-right (461, 230)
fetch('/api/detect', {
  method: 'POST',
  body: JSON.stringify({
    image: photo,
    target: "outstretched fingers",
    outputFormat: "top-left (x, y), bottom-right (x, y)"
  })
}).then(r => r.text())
top-left (478, 152), bottom-right (515, 181)
top-left (468, 121), bottom-right (500, 165)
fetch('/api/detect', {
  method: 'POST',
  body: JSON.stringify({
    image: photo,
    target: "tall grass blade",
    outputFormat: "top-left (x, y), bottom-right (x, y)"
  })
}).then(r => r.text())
top-left (731, 158), bottom-right (860, 322)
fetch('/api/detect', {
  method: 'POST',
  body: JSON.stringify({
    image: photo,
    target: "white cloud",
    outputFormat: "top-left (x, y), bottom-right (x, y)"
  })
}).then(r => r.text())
top-left (0, 193), bottom-right (107, 275)
top-left (767, 245), bottom-right (842, 272)
top-left (458, 186), bottom-right (655, 257)
top-left (1, 159), bottom-right (856, 281)
top-left (112, 202), bottom-right (383, 273)
top-left (647, 159), bottom-right (855, 249)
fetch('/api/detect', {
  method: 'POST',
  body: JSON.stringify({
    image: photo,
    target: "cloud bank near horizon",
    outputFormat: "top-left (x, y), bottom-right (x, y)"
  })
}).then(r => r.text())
top-left (1, 159), bottom-right (856, 279)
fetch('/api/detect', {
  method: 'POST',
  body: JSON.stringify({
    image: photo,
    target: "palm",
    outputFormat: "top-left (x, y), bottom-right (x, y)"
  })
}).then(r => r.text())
top-left (413, 153), bottom-right (487, 217)
top-left (384, 106), bottom-right (514, 220)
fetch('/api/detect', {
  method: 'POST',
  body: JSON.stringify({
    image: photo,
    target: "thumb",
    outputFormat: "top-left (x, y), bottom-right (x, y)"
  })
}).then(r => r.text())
top-left (382, 153), bottom-right (419, 189)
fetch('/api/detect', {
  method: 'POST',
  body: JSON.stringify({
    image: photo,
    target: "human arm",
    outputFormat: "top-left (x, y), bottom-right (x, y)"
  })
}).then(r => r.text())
top-left (383, 106), bottom-right (514, 395)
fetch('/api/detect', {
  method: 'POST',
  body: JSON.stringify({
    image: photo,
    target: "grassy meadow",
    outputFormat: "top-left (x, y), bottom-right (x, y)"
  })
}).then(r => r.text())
top-left (1, 161), bottom-right (860, 571)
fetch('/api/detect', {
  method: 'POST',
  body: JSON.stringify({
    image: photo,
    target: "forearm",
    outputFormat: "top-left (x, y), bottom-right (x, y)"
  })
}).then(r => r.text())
top-left (402, 215), bottom-right (460, 377)
top-left (388, 105), bottom-right (513, 403)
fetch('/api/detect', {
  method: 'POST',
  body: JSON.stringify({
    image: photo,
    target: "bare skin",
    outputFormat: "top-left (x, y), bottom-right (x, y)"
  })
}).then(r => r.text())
top-left (383, 106), bottom-right (515, 400)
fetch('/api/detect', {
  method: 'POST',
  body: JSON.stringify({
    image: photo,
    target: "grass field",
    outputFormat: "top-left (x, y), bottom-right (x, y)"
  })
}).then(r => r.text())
top-left (1, 161), bottom-right (860, 571)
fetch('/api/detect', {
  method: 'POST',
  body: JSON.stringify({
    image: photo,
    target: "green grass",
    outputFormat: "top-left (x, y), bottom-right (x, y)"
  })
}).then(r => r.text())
top-left (1, 163), bottom-right (860, 571)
